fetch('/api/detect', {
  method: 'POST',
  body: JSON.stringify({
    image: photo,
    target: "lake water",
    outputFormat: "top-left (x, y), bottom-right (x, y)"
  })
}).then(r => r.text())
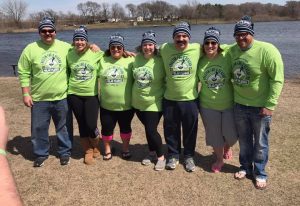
top-left (0, 21), bottom-right (299, 78)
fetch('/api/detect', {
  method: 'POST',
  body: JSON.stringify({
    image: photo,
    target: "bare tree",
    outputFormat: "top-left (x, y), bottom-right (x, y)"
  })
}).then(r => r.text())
top-left (77, 2), bottom-right (89, 20)
top-left (111, 3), bottom-right (125, 21)
top-left (137, 3), bottom-right (150, 20)
top-left (126, 3), bottom-right (137, 19)
top-left (0, 0), bottom-right (27, 27)
top-left (286, 1), bottom-right (300, 18)
top-left (101, 3), bottom-right (110, 22)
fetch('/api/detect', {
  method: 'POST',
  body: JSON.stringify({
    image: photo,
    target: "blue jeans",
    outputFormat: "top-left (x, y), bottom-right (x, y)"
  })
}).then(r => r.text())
top-left (163, 98), bottom-right (199, 158)
top-left (31, 99), bottom-right (72, 158)
top-left (234, 103), bottom-right (271, 180)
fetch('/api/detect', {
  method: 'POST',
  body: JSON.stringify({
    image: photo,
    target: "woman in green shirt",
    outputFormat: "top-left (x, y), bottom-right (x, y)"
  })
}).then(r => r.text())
top-left (132, 31), bottom-right (166, 171)
top-left (67, 26), bottom-right (103, 165)
top-left (99, 33), bottom-right (134, 160)
top-left (198, 27), bottom-right (237, 173)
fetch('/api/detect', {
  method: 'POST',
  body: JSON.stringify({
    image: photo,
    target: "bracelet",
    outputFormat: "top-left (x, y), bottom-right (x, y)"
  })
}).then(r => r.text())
top-left (0, 148), bottom-right (6, 156)
top-left (23, 93), bottom-right (30, 97)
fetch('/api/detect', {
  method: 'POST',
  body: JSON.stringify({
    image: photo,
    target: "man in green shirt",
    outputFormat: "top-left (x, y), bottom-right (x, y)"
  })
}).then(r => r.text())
top-left (229, 16), bottom-right (284, 189)
top-left (160, 22), bottom-right (200, 172)
top-left (18, 17), bottom-right (72, 167)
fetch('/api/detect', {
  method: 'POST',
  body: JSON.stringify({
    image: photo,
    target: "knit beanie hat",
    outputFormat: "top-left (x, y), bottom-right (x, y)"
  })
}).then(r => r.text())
top-left (234, 15), bottom-right (254, 36)
top-left (173, 22), bottom-right (191, 39)
top-left (38, 16), bottom-right (56, 32)
top-left (73, 25), bottom-right (88, 42)
top-left (141, 31), bottom-right (157, 45)
top-left (109, 33), bottom-right (125, 48)
top-left (204, 27), bottom-right (221, 44)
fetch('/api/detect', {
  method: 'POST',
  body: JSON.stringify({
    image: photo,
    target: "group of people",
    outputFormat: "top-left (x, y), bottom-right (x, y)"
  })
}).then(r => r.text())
top-left (16, 15), bottom-right (284, 190)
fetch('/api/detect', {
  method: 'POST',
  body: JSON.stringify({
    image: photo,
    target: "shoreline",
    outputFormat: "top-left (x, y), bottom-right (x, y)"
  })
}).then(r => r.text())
top-left (1, 18), bottom-right (299, 34)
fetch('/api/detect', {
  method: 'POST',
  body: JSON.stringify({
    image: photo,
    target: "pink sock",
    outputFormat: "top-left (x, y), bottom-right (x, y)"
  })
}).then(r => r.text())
top-left (120, 132), bottom-right (132, 140)
top-left (102, 135), bottom-right (113, 141)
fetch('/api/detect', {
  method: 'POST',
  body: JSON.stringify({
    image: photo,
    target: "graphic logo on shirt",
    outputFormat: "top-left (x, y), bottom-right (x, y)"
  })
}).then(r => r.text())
top-left (74, 62), bottom-right (94, 81)
top-left (104, 66), bottom-right (124, 84)
top-left (134, 67), bottom-right (153, 88)
top-left (169, 55), bottom-right (192, 78)
top-left (203, 66), bottom-right (225, 89)
top-left (233, 59), bottom-right (250, 86)
top-left (41, 52), bottom-right (62, 73)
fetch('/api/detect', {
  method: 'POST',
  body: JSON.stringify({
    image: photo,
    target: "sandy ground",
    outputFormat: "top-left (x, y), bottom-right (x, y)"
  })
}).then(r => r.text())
top-left (0, 77), bottom-right (299, 206)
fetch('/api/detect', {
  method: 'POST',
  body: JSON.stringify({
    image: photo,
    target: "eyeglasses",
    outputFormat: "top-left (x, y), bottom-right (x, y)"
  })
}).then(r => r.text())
top-left (234, 33), bottom-right (249, 39)
top-left (40, 29), bottom-right (55, 34)
top-left (110, 45), bottom-right (123, 50)
top-left (204, 41), bottom-right (217, 46)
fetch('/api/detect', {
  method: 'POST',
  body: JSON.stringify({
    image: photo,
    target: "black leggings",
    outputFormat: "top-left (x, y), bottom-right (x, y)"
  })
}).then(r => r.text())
top-left (135, 110), bottom-right (164, 157)
top-left (100, 107), bottom-right (134, 137)
top-left (67, 95), bottom-right (99, 138)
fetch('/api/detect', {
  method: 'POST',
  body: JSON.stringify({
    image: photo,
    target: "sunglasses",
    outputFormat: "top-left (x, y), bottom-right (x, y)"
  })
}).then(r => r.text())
top-left (204, 41), bottom-right (217, 46)
top-left (234, 33), bottom-right (249, 39)
top-left (40, 29), bottom-right (55, 34)
top-left (110, 45), bottom-right (123, 50)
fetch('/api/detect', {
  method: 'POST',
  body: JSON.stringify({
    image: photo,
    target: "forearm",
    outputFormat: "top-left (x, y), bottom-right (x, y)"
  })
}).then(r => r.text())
top-left (0, 156), bottom-right (23, 206)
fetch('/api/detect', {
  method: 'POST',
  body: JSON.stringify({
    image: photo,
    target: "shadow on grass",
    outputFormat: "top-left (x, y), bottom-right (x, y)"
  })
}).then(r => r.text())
top-left (194, 152), bottom-right (239, 173)
top-left (6, 135), bottom-right (84, 161)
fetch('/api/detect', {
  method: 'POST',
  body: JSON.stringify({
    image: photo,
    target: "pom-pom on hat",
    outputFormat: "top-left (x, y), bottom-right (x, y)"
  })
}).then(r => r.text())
top-left (234, 15), bottom-right (254, 36)
top-left (73, 25), bottom-right (88, 42)
top-left (173, 21), bottom-right (191, 39)
top-left (141, 30), bottom-right (157, 45)
top-left (109, 33), bottom-right (125, 48)
top-left (204, 27), bottom-right (221, 44)
top-left (38, 16), bottom-right (56, 32)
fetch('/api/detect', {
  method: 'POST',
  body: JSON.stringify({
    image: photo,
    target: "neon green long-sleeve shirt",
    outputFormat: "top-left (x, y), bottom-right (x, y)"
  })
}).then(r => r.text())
top-left (160, 43), bottom-right (201, 101)
top-left (229, 40), bottom-right (284, 110)
top-left (67, 49), bottom-right (103, 96)
top-left (98, 56), bottom-right (134, 111)
top-left (18, 39), bottom-right (71, 101)
top-left (132, 54), bottom-right (165, 111)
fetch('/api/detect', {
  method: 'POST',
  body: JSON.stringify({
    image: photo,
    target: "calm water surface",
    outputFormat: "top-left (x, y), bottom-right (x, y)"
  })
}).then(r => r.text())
top-left (0, 21), bottom-right (299, 78)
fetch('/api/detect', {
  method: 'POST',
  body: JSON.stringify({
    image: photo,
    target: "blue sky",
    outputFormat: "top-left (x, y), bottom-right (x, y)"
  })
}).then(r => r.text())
top-left (1, 0), bottom-right (288, 15)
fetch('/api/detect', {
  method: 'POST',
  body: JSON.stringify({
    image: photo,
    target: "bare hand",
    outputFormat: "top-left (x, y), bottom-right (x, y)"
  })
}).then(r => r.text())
top-left (89, 44), bottom-right (100, 52)
top-left (23, 96), bottom-right (33, 107)
top-left (0, 106), bottom-right (8, 149)
top-left (260, 107), bottom-right (273, 116)
top-left (124, 51), bottom-right (136, 57)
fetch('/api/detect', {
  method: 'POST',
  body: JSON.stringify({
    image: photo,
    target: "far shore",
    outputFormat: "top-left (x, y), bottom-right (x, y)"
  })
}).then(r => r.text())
top-left (1, 18), bottom-right (298, 34)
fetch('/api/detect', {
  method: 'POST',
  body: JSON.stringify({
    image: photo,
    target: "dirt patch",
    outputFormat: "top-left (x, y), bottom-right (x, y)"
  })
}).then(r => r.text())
top-left (0, 77), bottom-right (299, 206)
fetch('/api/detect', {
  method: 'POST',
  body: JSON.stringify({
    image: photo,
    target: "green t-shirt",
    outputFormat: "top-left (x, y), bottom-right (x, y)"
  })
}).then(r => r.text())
top-left (160, 43), bottom-right (201, 101)
top-left (18, 39), bottom-right (71, 101)
top-left (198, 51), bottom-right (234, 111)
top-left (99, 56), bottom-right (134, 111)
top-left (132, 54), bottom-right (165, 111)
top-left (229, 40), bottom-right (284, 110)
top-left (67, 49), bottom-right (103, 96)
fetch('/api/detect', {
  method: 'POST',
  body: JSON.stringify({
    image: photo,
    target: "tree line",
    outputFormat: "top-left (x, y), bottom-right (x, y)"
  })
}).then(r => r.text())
top-left (0, 0), bottom-right (299, 30)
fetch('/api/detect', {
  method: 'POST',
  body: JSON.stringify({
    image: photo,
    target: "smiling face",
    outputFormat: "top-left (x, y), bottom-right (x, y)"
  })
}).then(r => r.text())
top-left (39, 27), bottom-right (56, 45)
top-left (204, 40), bottom-right (218, 58)
top-left (234, 32), bottom-right (253, 50)
top-left (110, 45), bottom-right (124, 59)
top-left (173, 32), bottom-right (189, 51)
top-left (142, 42), bottom-right (155, 59)
top-left (74, 38), bottom-right (88, 53)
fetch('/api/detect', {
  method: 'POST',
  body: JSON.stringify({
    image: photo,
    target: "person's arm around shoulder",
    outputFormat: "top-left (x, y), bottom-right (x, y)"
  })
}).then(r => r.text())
top-left (0, 106), bottom-right (23, 206)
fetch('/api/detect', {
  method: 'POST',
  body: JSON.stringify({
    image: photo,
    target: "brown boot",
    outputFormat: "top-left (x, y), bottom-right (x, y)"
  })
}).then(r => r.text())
top-left (89, 137), bottom-right (101, 159)
top-left (80, 138), bottom-right (94, 165)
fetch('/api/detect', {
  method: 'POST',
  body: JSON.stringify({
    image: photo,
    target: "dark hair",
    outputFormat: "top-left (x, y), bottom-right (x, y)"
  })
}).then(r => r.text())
top-left (135, 45), bottom-right (158, 56)
top-left (201, 44), bottom-right (223, 55)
